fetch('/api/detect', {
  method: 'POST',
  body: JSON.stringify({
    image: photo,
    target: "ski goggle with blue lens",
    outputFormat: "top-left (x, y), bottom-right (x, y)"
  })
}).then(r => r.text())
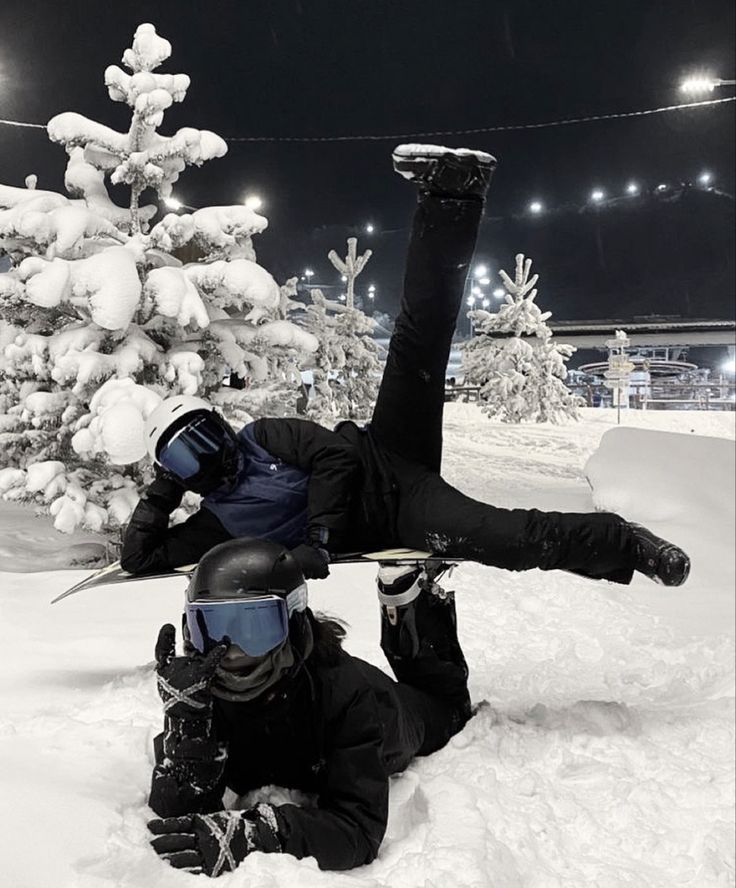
top-left (157, 414), bottom-right (229, 481)
top-left (185, 584), bottom-right (308, 656)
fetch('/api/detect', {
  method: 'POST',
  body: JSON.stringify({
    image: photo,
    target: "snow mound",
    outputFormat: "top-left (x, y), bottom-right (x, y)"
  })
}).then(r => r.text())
top-left (585, 426), bottom-right (736, 634)
top-left (584, 427), bottom-right (735, 527)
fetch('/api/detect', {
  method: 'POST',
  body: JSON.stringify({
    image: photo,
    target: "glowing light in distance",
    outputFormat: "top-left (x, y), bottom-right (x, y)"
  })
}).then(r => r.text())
top-left (698, 171), bottom-right (713, 186)
top-left (365, 223), bottom-right (375, 234)
top-left (341, 275), bottom-right (347, 282)
top-left (164, 196), bottom-right (182, 210)
top-left (590, 189), bottom-right (605, 203)
top-left (478, 276), bottom-right (491, 286)
top-left (466, 296), bottom-right (476, 307)
top-left (529, 200), bottom-right (544, 214)
top-left (244, 195), bottom-right (263, 211)
top-left (473, 264), bottom-right (488, 278)
top-left (482, 298), bottom-right (490, 308)
top-left (722, 358), bottom-right (735, 375)
top-left (304, 269), bottom-right (314, 280)
top-left (626, 182), bottom-right (640, 195)
top-left (493, 288), bottom-right (505, 298)
top-left (656, 183), bottom-right (668, 192)
top-left (680, 75), bottom-right (717, 94)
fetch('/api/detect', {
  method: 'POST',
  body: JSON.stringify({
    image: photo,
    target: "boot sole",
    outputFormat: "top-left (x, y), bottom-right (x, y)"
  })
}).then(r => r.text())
top-left (392, 144), bottom-right (497, 180)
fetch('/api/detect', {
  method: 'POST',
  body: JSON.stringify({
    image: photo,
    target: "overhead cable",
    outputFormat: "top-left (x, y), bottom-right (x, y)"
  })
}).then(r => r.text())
top-left (1, 96), bottom-right (733, 142)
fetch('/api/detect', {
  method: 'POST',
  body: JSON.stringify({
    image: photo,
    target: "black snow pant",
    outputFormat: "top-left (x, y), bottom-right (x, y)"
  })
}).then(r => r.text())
top-left (380, 584), bottom-right (472, 759)
top-left (369, 194), bottom-right (637, 585)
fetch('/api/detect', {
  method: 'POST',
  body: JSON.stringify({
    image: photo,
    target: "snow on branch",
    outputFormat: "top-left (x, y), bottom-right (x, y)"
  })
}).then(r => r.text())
top-left (186, 259), bottom-right (280, 318)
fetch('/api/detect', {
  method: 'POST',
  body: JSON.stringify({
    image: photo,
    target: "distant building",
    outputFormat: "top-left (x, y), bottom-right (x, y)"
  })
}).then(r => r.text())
top-left (549, 317), bottom-right (736, 375)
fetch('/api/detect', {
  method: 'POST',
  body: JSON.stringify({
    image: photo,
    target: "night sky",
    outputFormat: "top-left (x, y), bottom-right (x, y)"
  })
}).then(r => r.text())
top-left (1, 0), bottom-right (734, 318)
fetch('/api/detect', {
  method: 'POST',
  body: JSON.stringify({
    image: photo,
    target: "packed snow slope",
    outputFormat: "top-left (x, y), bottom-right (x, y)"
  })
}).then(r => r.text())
top-left (0, 406), bottom-right (733, 888)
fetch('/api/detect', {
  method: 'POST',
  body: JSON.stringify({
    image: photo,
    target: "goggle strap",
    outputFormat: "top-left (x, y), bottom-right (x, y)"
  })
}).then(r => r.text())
top-left (285, 583), bottom-right (308, 616)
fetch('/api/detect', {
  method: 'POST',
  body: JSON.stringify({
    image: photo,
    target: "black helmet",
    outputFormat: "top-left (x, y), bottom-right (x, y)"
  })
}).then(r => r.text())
top-left (184, 539), bottom-right (308, 657)
top-left (187, 538), bottom-right (305, 602)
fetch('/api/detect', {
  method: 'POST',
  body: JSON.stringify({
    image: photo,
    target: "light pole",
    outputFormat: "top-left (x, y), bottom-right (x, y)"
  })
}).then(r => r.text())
top-left (464, 264), bottom-right (489, 329)
top-left (466, 294), bottom-right (477, 337)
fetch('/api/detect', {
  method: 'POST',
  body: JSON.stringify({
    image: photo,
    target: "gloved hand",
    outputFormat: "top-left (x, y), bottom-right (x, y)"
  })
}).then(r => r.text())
top-left (149, 804), bottom-right (282, 876)
top-left (145, 466), bottom-right (186, 513)
top-left (155, 624), bottom-right (228, 720)
top-left (290, 543), bottom-right (330, 580)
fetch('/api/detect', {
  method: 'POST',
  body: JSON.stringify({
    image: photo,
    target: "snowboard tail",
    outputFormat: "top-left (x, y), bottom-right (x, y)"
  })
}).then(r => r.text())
top-left (51, 548), bottom-right (461, 603)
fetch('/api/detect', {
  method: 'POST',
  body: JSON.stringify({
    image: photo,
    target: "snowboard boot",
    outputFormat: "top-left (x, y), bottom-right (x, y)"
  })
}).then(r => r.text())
top-left (377, 562), bottom-right (470, 714)
top-left (392, 143), bottom-right (497, 202)
top-left (378, 564), bottom-right (426, 660)
top-left (630, 523), bottom-right (691, 586)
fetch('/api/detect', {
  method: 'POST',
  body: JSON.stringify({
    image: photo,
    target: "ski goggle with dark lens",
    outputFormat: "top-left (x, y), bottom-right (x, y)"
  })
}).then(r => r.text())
top-left (157, 414), bottom-right (229, 480)
top-left (185, 584), bottom-right (308, 656)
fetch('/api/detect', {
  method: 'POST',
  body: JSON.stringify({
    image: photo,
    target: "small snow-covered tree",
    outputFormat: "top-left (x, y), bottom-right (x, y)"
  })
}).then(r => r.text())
top-left (0, 23), bottom-right (316, 533)
top-left (303, 273), bottom-right (382, 425)
top-left (462, 253), bottom-right (581, 423)
top-left (327, 237), bottom-right (371, 310)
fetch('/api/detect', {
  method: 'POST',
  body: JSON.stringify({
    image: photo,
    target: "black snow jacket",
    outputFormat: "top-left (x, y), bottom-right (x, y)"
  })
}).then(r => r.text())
top-left (121, 418), bottom-right (399, 575)
top-left (150, 645), bottom-right (427, 871)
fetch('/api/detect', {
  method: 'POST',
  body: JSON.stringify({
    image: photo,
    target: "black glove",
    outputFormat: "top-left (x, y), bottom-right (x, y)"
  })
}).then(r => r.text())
top-left (150, 625), bottom-right (230, 818)
top-left (145, 467), bottom-right (186, 513)
top-left (154, 624), bottom-right (227, 720)
top-left (149, 804), bottom-right (282, 876)
top-left (290, 543), bottom-right (330, 580)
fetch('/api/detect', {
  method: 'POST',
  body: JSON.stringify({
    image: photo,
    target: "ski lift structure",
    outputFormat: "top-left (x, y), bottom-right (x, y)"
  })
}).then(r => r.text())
top-left (570, 343), bottom-right (730, 410)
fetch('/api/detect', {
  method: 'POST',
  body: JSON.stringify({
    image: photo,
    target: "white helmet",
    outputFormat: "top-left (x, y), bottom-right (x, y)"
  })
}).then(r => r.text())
top-left (145, 395), bottom-right (212, 462)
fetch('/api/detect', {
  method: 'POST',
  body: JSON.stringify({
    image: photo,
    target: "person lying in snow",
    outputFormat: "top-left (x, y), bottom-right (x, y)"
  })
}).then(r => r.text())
top-left (121, 143), bottom-right (690, 589)
top-left (148, 537), bottom-right (472, 874)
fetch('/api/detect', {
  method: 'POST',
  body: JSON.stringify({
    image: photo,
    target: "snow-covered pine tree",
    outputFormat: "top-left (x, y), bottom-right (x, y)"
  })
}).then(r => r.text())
top-left (302, 239), bottom-right (382, 424)
top-left (462, 253), bottom-right (581, 423)
top-left (0, 23), bottom-right (316, 533)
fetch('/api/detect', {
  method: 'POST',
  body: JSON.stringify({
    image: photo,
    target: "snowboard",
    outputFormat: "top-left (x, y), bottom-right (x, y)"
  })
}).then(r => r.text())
top-left (51, 548), bottom-right (462, 604)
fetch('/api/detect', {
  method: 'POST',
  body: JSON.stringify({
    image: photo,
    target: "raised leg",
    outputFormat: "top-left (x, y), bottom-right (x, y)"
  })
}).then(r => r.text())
top-left (370, 145), bottom-right (495, 473)
top-left (370, 197), bottom-right (482, 473)
top-left (397, 472), bottom-right (639, 583)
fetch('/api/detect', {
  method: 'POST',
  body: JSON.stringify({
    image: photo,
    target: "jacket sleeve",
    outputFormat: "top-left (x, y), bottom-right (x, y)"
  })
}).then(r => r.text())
top-left (253, 418), bottom-right (361, 549)
top-left (270, 683), bottom-right (389, 870)
top-left (120, 499), bottom-right (232, 575)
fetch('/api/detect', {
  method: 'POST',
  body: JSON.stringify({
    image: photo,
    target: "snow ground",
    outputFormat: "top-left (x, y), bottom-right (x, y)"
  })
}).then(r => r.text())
top-left (0, 406), bottom-right (733, 888)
